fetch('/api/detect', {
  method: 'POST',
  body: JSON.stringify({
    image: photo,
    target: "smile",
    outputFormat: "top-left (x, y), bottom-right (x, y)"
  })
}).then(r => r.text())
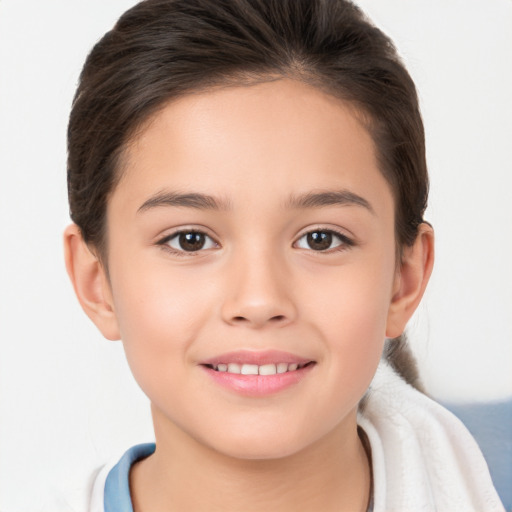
top-left (205, 362), bottom-right (314, 375)
top-left (200, 351), bottom-right (317, 396)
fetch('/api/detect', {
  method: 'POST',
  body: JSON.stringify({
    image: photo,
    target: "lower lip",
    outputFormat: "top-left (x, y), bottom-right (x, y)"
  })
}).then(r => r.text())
top-left (201, 364), bottom-right (315, 397)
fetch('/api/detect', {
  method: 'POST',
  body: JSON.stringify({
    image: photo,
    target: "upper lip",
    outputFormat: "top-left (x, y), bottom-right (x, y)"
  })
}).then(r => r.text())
top-left (200, 350), bottom-right (314, 366)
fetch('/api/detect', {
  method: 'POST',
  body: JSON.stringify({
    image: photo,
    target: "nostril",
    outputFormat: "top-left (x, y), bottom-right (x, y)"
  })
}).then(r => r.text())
top-left (230, 314), bottom-right (287, 324)
top-left (226, 310), bottom-right (293, 327)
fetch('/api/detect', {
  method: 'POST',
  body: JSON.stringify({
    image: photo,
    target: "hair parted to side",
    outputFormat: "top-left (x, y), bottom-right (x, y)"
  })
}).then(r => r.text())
top-left (68, 0), bottom-right (428, 262)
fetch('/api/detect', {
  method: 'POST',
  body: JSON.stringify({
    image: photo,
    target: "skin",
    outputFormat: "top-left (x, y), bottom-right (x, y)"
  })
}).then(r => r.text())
top-left (65, 79), bottom-right (434, 511)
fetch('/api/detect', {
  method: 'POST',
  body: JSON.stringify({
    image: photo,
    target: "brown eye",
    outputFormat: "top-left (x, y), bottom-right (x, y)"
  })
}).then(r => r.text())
top-left (163, 231), bottom-right (216, 252)
top-left (179, 232), bottom-right (205, 251)
top-left (295, 229), bottom-right (352, 252)
top-left (307, 231), bottom-right (332, 251)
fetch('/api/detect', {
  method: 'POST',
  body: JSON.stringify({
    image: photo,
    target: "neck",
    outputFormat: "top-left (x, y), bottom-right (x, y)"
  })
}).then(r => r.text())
top-left (130, 407), bottom-right (371, 512)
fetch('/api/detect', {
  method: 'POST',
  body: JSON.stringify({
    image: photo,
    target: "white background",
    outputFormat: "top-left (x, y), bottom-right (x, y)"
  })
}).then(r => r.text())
top-left (1, 0), bottom-right (511, 509)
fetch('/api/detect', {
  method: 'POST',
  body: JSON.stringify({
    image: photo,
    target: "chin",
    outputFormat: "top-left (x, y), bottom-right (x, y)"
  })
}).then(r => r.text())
top-left (206, 426), bottom-right (315, 462)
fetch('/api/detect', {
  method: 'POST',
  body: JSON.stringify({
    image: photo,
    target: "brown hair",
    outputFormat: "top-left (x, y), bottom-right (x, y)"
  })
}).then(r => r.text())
top-left (68, 0), bottom-right (428, 262)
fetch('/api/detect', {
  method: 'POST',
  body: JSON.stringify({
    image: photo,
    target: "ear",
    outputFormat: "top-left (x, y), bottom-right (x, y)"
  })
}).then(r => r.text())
top-left (386, 223), bottom-right (434, 338)
top-left (63, 224), bottom-right (120, 341)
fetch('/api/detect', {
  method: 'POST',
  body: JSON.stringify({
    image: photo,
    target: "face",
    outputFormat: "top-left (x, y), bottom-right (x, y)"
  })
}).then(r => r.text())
top-left (104, 79), bottom-right (398, 459)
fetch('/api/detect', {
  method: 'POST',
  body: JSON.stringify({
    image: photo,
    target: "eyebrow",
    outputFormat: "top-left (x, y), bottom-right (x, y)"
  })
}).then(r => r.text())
top-left (284, 190), bottom-right (375, 214)
top-left (138, 191), bottom-right (232, 213)
top-left (137, 189), bottom-right (374, 215)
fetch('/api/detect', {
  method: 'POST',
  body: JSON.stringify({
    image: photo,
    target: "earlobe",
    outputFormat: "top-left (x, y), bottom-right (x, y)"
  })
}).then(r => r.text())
top-left (63, 224), bottom-right (121, 341)
top-left (386, 223), bottom-right (435, 338)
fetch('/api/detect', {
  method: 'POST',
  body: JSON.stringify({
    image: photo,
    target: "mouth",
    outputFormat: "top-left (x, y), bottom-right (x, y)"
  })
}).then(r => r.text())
top-left (203, 361), bottom-right (315, 375)
top-left (199, 350), bottom-right (317, 396)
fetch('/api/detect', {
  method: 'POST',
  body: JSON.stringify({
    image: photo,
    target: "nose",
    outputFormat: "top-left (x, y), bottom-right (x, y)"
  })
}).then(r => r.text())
top-left (220, 248), bottom-right (297, 329)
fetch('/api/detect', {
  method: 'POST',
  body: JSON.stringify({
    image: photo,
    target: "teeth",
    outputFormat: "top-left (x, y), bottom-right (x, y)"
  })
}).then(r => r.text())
top-left (227, 363), bottom-right (241, 374)
top-left (241, 364), bottom-right (259, 375)
top-left (259, 364), bottom-right (277, 375)
top-left (213, 362), bottom-right (308, 375)
top-left (276, 362), bottom-right (288, 374)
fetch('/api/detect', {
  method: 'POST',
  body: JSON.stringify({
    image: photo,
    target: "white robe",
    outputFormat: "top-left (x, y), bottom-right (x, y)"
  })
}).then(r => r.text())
top-left (357, 361), bottom-right (504, 511)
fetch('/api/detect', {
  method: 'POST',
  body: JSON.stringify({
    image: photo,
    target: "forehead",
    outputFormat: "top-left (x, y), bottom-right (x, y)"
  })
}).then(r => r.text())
top-left (114, 78), bottom-right (393, 216)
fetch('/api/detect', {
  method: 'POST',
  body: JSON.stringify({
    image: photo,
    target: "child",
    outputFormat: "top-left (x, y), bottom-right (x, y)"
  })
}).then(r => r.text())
top-left (63, 0), bottom-right (504, 510)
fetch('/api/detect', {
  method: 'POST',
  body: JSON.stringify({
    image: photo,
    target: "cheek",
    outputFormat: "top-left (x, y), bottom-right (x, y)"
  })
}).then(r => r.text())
top-left (108, 258), bottom-right (215, 394)
top-left (304, 253), bottom-right (394, 337)
top-left (299, 252), bottom-right (395, 382)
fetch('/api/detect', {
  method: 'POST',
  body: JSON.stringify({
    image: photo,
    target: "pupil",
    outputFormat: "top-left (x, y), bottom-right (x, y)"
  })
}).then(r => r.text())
top-left (307, 231), bottom-right (332, 250)
top-left (179, 232), bottom-right (205, 251)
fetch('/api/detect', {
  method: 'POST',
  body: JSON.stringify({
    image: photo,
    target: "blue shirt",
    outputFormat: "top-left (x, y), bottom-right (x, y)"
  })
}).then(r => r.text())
top-left (104, 443), bottom-right (156, 512)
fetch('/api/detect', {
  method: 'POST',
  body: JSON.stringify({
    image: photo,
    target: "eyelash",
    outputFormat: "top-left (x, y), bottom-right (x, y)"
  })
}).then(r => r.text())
top-left (156, 227), bottom-right (354, 256)
top-left (295, 228), bottom-right (355, 253)
top-left (156, 229), bottom-right (218, 257)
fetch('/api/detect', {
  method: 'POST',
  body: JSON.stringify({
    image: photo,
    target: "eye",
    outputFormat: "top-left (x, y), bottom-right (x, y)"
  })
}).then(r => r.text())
top-left (159, 230), bottom-right (217, 253)
top-left (295, 229), bottom-right (353, 252)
